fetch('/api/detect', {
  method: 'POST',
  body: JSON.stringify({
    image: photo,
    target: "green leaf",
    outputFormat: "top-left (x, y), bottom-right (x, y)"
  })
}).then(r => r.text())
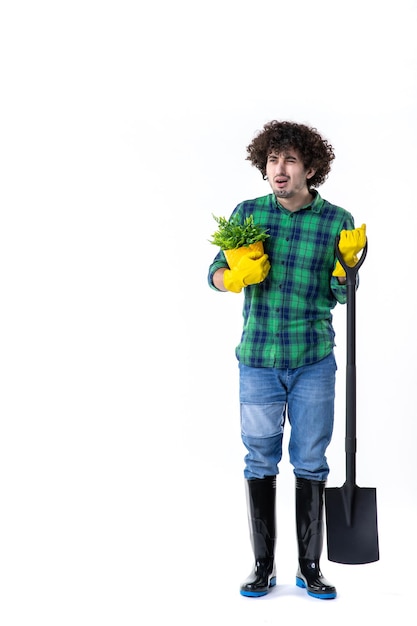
top-left (209, 214), bottom-right (269, 250)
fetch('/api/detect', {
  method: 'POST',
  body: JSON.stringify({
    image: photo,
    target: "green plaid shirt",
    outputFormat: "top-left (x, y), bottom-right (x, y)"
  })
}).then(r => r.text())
top-left (208, 191), bottom-right (354, 369)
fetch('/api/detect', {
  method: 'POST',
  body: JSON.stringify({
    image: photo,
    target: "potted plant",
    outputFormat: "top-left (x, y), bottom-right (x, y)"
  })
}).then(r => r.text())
top-left (209, 214), bottom-right (270, 268)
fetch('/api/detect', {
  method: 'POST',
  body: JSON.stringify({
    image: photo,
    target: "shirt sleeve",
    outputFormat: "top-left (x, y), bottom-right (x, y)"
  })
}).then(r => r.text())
top-left (330, 276), bottom-right (348, 304)
top-left (207, 249), bottom-right (228, 291)
top-left (330, 273), bottom-right (360, 304)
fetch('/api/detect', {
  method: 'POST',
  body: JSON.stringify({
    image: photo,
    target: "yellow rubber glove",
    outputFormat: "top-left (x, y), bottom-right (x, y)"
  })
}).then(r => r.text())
top-left (223, 252), bottom-right (271, 293)
top-left (332, 224), bottom-right (367, 277)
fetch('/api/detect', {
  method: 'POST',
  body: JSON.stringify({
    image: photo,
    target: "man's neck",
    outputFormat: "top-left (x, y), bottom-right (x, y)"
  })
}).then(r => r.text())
top-left (275, 190), bottom-right (314, 212)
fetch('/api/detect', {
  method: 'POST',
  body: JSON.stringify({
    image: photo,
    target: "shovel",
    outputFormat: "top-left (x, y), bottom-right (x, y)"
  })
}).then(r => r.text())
top-left (325, 236), bottom-right (379, 565)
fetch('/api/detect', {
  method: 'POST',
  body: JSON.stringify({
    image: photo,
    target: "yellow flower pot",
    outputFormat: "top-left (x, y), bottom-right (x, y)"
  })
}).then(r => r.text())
top-left (224, 241), bottom-right (265, 269)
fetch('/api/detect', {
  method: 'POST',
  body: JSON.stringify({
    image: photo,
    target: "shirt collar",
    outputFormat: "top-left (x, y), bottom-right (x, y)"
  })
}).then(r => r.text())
top-left (273, 190), bottom-right (323, 214)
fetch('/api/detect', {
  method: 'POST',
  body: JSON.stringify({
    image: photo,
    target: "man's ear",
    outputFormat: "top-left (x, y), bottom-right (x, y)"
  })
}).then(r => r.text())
top-left (306, 167), bottom-right (316, 180)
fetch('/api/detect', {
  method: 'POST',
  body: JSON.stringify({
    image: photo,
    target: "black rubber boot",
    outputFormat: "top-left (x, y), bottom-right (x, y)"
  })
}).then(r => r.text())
top-left (240, 476), bottom-right (277, 597)
top-left (295, 477), bottom-right (337, 600)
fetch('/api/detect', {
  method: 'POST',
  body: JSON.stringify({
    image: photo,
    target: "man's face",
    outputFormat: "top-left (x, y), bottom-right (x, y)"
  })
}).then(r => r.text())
top-left (265, 149), bottom-right (315, 200)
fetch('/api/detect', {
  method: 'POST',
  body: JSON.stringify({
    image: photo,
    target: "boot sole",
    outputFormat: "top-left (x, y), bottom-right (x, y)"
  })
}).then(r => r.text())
top-left (296, 577), bottom-right (336, 600)
top-left (240, 577), bottom-right (276, 597)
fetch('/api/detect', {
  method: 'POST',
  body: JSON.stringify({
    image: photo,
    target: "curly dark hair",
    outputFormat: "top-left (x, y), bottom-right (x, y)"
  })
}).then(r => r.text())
top-left (246, 120), bottom-right (335, 189)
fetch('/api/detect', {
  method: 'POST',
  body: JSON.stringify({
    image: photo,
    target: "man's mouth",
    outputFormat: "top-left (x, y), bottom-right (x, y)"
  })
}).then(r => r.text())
top-left (275, 177), bottom-right (288, 187)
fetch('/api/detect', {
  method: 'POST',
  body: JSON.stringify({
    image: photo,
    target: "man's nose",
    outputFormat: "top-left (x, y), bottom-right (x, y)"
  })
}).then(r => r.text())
top-left (275, 159), bottom-right (286, 173)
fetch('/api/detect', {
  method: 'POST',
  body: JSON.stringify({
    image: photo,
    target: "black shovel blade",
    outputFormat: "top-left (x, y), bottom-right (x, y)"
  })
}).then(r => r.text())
top-left (325, 483), bottom-right (379, 564)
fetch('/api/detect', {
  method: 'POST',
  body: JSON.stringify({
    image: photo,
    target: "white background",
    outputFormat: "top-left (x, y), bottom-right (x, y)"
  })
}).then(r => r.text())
top-left (1, 1), bottom-right (416, 624)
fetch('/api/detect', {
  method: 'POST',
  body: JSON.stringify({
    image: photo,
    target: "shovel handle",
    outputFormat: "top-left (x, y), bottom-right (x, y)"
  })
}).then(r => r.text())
top-left (335, 236), bottom-right (368, 286)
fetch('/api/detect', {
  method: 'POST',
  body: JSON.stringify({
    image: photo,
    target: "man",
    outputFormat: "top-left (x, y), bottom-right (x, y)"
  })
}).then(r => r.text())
top-left (207, 120), bottom-right (366, 600)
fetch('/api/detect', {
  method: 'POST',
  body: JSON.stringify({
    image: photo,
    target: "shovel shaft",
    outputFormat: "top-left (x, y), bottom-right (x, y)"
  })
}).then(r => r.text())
top-left (346, 372), bottom-right (357, 486)
top-left (335, 239), bottom-right (368, 487)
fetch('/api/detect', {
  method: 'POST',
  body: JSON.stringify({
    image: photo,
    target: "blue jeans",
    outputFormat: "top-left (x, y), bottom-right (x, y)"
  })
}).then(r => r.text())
top-left (239, 353), bottom-right (337, 481)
